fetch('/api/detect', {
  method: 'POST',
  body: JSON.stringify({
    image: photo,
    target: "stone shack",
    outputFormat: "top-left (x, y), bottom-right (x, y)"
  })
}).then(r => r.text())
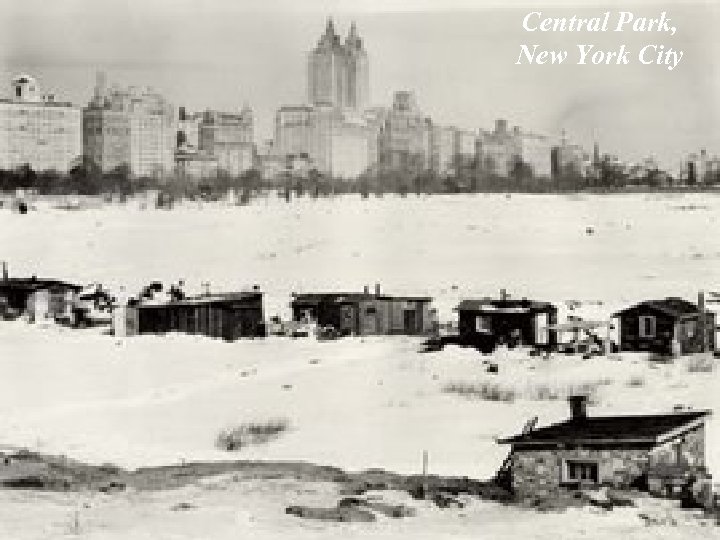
top-left (497, 396), bottom-right (711, 501)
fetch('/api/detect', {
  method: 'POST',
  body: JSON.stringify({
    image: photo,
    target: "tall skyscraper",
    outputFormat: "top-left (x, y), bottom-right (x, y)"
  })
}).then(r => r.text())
top-left (197, 107), bottom-right (254, 176)
top-left (479, 119), bottom-right (551, 178)
top-left (0, 74), bottom-right (82, 173)
top-left (274, 104), bottom-right (376, 179)
top-left (307, 18), bottom-right (369, 111)
top-left (378, 91), bottom-right (433, 172)
top-left (83, 72), bottom-right (176, 178)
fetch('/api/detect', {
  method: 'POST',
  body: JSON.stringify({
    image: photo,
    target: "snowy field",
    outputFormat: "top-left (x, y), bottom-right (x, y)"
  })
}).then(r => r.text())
top-left (2, 192), bottom-right (720, 320)
top-left (1, 193), bottom-right (719, 538)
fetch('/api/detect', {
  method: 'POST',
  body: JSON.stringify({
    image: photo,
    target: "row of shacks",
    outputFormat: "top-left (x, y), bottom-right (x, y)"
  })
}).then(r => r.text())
top-left (0, 265), bottom-right (717, 506)
top-left (1, 266), bottom-right (717, 353)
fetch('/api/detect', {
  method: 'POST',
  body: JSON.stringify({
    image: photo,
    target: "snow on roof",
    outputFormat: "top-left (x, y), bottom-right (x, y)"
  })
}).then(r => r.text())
top-left (457, 298), bottom-right (555, 312)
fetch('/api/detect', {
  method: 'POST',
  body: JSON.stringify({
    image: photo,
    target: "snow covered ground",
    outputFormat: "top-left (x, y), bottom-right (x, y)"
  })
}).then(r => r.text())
top-left (0, 322), bottom-right (718, 478)
top-left (1, 193), bottom-right (719, 538)
top-left (3, 192), bottom-right (720, 319)
top-left (1, 477), bottom-right (718, 540)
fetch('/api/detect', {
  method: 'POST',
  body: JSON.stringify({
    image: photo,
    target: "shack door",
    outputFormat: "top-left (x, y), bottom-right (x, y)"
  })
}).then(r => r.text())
top-left (340, 304), bottom-right (356, 335)
top-left (535, 312), bottom-right (549, 346)
top-left (403, 309), bottom-right (417, 334)
top-left (362, 303), bottom-right (378, 335)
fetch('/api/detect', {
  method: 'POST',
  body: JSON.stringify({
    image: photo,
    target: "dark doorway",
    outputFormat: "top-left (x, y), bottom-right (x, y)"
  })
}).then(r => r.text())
top-left (404, 309), bottom-right (417, 334)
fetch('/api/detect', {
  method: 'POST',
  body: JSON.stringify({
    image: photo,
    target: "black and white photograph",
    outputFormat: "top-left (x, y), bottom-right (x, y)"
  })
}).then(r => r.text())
top-left (1, 0), bottom-right (719, 537)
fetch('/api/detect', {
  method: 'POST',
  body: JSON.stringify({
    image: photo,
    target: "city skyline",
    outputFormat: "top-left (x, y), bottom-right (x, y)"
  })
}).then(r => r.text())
top-left (1, 0), bottom-right (719, 171)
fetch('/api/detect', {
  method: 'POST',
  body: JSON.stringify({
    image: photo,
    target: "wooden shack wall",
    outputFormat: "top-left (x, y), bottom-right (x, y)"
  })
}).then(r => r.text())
top-left (458, 307), bottom-right (557, 348)
top-left (618, 309), bottom-right (716, 355)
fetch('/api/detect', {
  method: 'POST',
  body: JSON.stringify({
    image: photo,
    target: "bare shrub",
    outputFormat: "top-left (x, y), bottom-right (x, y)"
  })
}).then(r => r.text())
top-left (442, 382), bottom-right (516, 402)
top-left (626, 375), bottom-right (646, 387)
top-left (687, 356), bottom-right (714, 373)
top-left (216, 419), bottom-right (289, 451)
top-left (444, 378), bottom-right (611, 404)
top-left (531, 384), bottom-right (561, 401)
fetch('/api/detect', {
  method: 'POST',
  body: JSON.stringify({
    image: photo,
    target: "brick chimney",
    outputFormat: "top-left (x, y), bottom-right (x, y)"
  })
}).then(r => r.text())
top-left (375, 283), bottom-right (381, 296)
top-left (568, 395), bottom-right (588, 421)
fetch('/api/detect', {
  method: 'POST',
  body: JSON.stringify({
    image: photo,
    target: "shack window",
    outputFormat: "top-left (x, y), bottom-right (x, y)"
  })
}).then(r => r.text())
top-left (366, 307), bottom-right (376, 315)
top-left (638, 315), bottom-right (656, 338)
top-left (475, 315), bottom-right (491, 333)
top-left (564, 460), bottom-right (599, 484)
top-left (684, 321), bottom-right (695, 339)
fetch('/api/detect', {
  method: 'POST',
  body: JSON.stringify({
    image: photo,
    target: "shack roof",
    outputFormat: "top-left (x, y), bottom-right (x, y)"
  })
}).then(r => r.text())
top-left (456, 298), bottom-right (555, 313)
top-left (498, 409), bottom-right (710, 447)
top-left (0, 278), bottom-right (83, 292)
top-left (613, 297), bottom-right (704, 319)
top-left (291, 292), bottom-right (433, 305)
top-left (135, 291), bottom-right (262, 309)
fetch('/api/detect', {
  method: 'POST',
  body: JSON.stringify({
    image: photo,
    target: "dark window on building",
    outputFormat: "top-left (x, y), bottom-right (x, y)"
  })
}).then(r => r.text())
top-left (684, 321), bottom-right (695, 338)
top-left (674, 442), bottom-right (686, 465)
top-left (638, 315), bottom-right (656, 338)
top-left (475, 315), bottom-right (491, 333)
top-left (564, 460), bottom-right (598, 484)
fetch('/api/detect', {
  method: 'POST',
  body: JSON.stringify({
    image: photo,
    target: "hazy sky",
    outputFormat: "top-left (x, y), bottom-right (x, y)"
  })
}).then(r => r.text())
top-left (1, 0), bottom-right (718, 170)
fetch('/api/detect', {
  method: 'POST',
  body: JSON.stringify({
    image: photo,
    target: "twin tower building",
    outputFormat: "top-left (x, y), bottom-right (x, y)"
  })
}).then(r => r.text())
top-left (273, 19), bottom-right (377, 180)
top-left (0, 19), bottom-right (497, 182)
top-left (0, 19), bottom-right (372, 181)
top-left (307, 18), bottom-right (369, 111)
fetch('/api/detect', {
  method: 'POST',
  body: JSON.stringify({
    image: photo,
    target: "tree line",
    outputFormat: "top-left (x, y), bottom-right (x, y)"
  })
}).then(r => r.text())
top-left (1, 154), bottom-right (718, 202)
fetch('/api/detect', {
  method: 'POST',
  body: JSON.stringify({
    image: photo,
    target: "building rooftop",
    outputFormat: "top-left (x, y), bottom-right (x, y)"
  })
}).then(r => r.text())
top-left (613, 297), bottom-right (703, 319)
top-left (456, 298), bottom-right (555, 313)
top-left (135, 291), bottom-right (262, 309)
top-left (0, 98), bottom-right (77, 108)
top-left (498, 409), bottom-right (710, 446)
top-left (0, 278), bottom-right (82, 292)
top-left (292, 292), bottom-right (433, 304)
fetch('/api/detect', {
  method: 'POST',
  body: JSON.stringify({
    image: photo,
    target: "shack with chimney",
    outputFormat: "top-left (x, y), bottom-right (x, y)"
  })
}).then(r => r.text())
top-left (290, 284), bottom-right (436, 336)
top-left (113, 289), bottom-right (265, 341)
top-left (497, 396), bottom-right (712, 502)
top-left (613, 295), bottom-right (715, 356)
top-left (456, 291), bottom-right (557, 351)
top-left (0, 262), bottom-right (82, 324)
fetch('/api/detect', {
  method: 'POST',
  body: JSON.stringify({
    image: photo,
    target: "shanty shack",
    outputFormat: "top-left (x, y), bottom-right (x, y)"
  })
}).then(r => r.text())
top-left (497, 396), bottom-right (712, 502)
top-left (113, 290), bottom-right (265, 341)
top-left (290, 285), bottom-right (436, 336)
top-left (613, 297), bottom-right (715, 356)
top-left (0, 272), bottom-right (82, 324)
top-left (456, 295), bottom-right (557, 350)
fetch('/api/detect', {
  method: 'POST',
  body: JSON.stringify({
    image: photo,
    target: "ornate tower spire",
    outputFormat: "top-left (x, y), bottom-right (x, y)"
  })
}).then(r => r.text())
top-left (325, 17), bottom-right (336, 37)
top-left (346, 20), bottom-right (364, 49)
